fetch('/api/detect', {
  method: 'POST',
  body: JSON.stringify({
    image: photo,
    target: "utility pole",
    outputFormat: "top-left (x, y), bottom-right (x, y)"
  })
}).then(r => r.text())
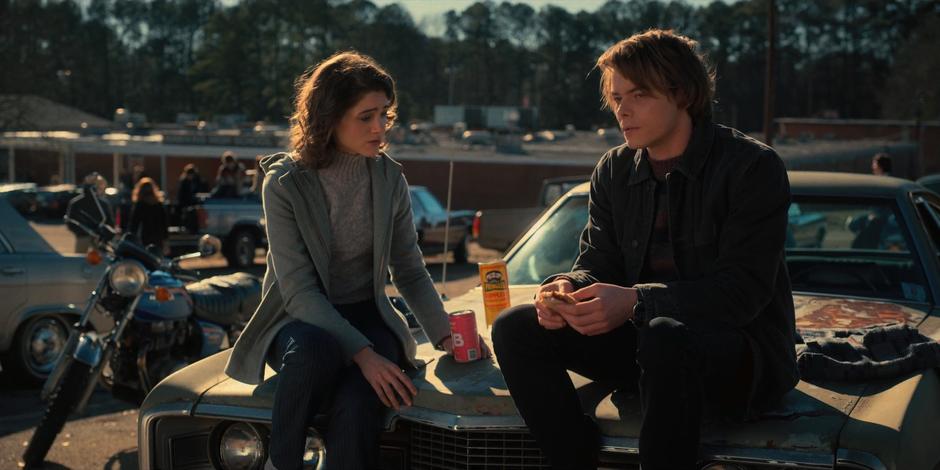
top-left (446, 67), bottom-right (457, 106)
top-left (763, 0), bottom-right (777, 146)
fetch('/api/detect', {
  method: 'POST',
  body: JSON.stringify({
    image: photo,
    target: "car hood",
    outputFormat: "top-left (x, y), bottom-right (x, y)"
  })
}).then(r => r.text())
top-left (193, 287), bottom-right (931, 456)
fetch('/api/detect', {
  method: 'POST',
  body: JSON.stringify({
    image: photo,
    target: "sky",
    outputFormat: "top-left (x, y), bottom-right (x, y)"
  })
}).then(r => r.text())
top-left (371, 0), bottom-right (715, 35)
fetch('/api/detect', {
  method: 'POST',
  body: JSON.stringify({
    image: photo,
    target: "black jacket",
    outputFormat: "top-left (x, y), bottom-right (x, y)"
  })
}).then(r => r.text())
top-left (557, 121), bottom-right (799, 409)
top-left (129, 201), bottom-right (168, 248)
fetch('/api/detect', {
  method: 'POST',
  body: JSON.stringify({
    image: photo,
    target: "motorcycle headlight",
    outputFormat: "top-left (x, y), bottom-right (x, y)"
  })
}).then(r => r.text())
top-left (216, 422), bottom-right (266, 470)
top-left (109, 260), bottom-right (148, 296)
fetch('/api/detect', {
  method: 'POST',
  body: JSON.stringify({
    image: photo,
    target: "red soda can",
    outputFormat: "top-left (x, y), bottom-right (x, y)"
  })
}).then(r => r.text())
top-left (448, 310), bottom-right (481, 363)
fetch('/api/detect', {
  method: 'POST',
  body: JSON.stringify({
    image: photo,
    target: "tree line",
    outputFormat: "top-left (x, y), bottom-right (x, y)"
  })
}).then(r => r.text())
top-left (2, 0), bottom-right (938, 133)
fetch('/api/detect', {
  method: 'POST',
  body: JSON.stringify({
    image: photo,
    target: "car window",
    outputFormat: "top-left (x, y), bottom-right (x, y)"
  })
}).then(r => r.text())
top-left (787, 197), bottom-right (929, 303)
top-left (413, 189), bottom-right (444, 215)
top-left (913, 194), bottom-right (940, 256)
top-left (787, 199), bottom-right (909, 252)
top-left (506, 195), bottom-right (588, 285)
top-left (542, 185), bottom-right (564, 207)
top-left (0, 232), bottom-right (9, 254)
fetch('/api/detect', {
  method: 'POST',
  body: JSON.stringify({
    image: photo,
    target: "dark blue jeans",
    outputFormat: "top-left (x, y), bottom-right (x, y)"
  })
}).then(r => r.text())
top-left (267, 299), bottom-right (401, 470)
top-left (492, 304), bottom-right (750, 470)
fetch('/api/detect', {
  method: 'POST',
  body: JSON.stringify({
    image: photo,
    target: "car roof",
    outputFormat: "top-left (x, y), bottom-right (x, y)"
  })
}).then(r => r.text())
top-left (543, 175), bottom-right (590, 185)
top-left (0, 199), bottom-right (55, 253)
top-left (788, 171), bottom-right (923, 198)
top-left (917, 174), bottom-right (940, 184)
top-left (562, 171), bottom-right (923, 199)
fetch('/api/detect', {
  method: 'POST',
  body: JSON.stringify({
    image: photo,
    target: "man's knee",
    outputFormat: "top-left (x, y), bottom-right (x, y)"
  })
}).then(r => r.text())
top-left (491, 304), bottom-right (539, 352)
top-left (637, 316), bottom-right (691, 371)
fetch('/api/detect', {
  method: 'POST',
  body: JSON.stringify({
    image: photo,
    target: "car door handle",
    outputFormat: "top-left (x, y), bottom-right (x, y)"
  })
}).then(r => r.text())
top-left (2, 266), bottom-right (25, 275)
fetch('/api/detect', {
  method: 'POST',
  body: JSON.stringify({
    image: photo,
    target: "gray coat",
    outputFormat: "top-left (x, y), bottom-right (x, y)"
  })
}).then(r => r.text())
top-left (225, 152), bottom-right (452, 385)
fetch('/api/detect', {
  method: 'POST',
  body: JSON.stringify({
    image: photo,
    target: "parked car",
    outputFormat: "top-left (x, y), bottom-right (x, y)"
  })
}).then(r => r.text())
top-left (137, 171), bottom-right (940, 470)
top-left (35, 184), bottom-right (79, 219)
top-left (0, 199), bottom-right (108, 383)
top-left (473, 175), bottom-right (589, 251)
top-left (916, 173), bottom-right (940, 195)
top-left (0, 182), bottom-right (39, 216)
top-left (409, 186), bottom-right (475, 263)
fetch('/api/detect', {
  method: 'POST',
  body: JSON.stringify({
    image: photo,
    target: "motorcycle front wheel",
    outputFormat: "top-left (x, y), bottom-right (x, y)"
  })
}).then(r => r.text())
top-left (21, 358), bottom-right (92, 469)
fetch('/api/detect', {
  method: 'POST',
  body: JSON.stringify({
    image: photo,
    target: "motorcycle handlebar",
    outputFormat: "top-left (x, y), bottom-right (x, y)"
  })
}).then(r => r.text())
top-left (114, 239), bottom-right (163, 271)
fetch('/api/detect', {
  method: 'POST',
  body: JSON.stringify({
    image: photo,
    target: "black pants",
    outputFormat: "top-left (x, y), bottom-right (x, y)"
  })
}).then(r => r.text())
top-left (492, 305), bottom-right (751, 470)
top-left (267, 299), bottom-right (401, 470)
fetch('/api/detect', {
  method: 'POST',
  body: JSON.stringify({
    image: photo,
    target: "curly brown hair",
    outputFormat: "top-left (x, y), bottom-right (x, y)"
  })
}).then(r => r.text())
top-left (597, 29), bottom-right (715, 122)
top-left (289, 51), bottom-right (398, 168)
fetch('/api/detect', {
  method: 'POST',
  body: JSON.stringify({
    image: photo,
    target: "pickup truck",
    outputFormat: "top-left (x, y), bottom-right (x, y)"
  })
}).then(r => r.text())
top-left (473, 175), bottom-right (589, 252)
top-left (409, 186), bottom-right (475, 263)
top-left (168, 193), bottom-right (266, 268)
top-left (168, 186), bottom-right (473, 268)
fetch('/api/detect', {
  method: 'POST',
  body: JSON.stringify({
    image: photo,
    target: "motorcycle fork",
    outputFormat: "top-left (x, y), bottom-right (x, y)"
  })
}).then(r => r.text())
top-left (40, 270), bottom-right (111, 401)
top-left (75, 295), bottom-right (142, 414)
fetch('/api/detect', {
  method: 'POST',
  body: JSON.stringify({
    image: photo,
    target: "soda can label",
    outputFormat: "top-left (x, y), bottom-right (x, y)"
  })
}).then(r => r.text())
top-left (479, 260), bottom-right (511, 326)
top-left (449, 310), bottom-right (480, 363)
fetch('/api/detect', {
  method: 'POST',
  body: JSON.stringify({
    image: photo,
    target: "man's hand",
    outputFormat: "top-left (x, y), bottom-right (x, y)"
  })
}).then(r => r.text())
top-left (353, 347), bottom-right (417, 411)
top-left (533, 278), bottom-right (575, 329)
top-left (557, 283), bottom-right (638, 336)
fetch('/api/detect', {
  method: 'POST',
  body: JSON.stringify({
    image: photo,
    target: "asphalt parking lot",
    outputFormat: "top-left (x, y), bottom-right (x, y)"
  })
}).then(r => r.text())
top-left (0, 222), bottom-right (501, 469)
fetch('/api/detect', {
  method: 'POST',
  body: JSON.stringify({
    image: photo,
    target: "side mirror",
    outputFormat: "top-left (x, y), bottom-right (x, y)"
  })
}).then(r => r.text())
top-left (198, 235), bottom-right (222, 257)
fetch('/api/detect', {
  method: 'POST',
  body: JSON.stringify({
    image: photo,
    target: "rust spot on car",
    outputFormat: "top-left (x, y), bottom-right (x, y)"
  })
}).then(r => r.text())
top-left (794, 295), bottom-right (925, 338)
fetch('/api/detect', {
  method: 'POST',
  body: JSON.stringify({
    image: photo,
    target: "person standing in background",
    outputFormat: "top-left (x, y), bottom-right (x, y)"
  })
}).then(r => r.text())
top-left (213, 151), bottom-right (246, 198)
top-left (871, 152), bottom-right (892, 176)
top-left (128, 177), bottom-right (168, 253)
top-left (68, 172), bottom-right (114, 253)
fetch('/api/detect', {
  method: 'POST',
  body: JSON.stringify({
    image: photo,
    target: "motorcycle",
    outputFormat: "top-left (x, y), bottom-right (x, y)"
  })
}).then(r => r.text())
top-left (22, 187), bottom-right (259, 469)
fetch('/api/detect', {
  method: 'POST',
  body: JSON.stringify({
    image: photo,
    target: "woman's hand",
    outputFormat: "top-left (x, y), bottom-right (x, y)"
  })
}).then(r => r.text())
top-left (352, 347), bottom-right (417, 411)
top-left (440, 335), bottom-right (492, 359)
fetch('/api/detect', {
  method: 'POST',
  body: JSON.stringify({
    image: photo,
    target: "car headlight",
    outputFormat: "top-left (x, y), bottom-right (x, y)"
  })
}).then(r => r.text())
top-left (216, 422), bottom-right (266, 470)
top-left (302, 430), bottom-right (326, 469)
top-left (109, 260), bottom-right (148, 296)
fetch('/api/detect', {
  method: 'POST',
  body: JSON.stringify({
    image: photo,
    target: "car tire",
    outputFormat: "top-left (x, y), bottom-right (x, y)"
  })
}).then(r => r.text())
top-left (453, 233), bottom-right (470, 264)
top-left (225, 229), bottom-right (257, 268)
top-left (5, 314), bottom-right (71, 385)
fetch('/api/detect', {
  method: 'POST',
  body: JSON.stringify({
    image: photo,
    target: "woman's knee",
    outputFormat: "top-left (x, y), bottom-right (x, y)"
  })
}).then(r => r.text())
top-left (277, 322), bottom-right (342, 368)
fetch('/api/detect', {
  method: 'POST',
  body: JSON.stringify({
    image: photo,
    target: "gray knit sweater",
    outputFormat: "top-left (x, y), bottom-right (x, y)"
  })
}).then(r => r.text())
top-left (316, 150), bottom-right (375, 304)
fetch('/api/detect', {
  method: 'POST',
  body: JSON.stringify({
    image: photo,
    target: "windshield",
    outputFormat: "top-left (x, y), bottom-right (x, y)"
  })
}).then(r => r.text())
top-left (506, 195), bottom-right (588, 284)
top-left (786, 198), bottom-right (929, 302)
top-left (504, 193), bottom-right (929, 303)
